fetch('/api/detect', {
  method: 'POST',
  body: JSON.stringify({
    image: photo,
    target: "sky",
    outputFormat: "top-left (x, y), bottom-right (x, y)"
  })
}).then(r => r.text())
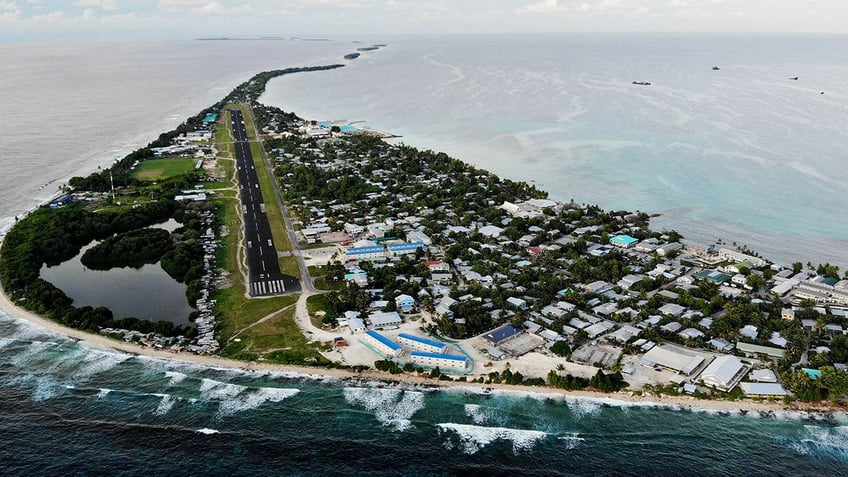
top-left (0, 0), bottom-right (846, 41)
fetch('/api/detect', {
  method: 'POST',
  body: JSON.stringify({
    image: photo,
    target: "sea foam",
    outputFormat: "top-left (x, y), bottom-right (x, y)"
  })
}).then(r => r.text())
top-left (343, 387), bottom-right (426, 432)
top-left (216, 387), bottom-right (299, 417)
top-left (154, 394), bottom-right (176, 416)
top-left (164, 371), bottom-right (188, 386)
top-left (436, 423), bottom-right (554, 455)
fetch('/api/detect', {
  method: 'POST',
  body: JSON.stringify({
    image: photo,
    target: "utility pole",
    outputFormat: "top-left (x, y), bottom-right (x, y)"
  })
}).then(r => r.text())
top-left (110, 171), bottom-right (116, 202)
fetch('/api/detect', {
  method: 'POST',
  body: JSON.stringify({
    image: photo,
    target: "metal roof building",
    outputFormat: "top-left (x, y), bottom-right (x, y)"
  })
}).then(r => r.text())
top-left (481, 324), bottom-right (523, 345)
top-left (410, 351), bottom-right (469, 371)
top-left (363, 330), bottom-right (402, 358)
top-left (640, 345), bottom-right (705, 376)
top-left (397, 333), bottom-right (447, 354)
top-left (699, 356), bottom-right (748, 392)
top-left (739, 382), bottom-right (789, 397)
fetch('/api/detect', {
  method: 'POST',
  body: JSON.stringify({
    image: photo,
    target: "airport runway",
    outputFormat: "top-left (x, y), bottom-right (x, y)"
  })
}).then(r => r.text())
top-left (230, 109), bottom-right (301, 296)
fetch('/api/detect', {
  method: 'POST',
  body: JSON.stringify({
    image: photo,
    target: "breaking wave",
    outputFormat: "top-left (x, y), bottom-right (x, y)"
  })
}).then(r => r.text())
top-left (343, 387), bottom-right (426, 432)
top-left (436, 423), bottom-right (556, 455)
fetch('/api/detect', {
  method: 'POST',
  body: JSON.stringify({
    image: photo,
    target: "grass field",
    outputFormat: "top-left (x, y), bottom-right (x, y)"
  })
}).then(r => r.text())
top-left (132, 158), bottom-right (198, 181)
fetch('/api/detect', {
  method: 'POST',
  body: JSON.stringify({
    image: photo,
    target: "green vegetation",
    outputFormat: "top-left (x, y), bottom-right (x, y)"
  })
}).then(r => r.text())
top-left (132, 158), bottom-right (198, 181)
top-left (0, 200), bottom-right (196, 336)
top-left (374, 359), bottom-right (403, 374)
top-left (306, 294), bottom-right (337, 328)
top-left (547, 369), bottom-right (627, 392)
top-left (219, 304), bottom-right (330, 365)
top-left (81, 228), bottom-right (172, 270)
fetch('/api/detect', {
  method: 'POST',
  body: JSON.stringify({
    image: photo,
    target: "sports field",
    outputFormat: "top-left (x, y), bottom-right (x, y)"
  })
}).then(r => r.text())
top-left (132, 158), bottom-right (198, 181)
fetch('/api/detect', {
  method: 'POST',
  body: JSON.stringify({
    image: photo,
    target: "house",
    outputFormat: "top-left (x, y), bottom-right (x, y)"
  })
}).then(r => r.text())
top-left (679, 328), bottom-right (705, 340)
top-left (479, 225), bottom-right (505, 238)
top-left (709, 338), bottom-right (735, 353)
top-left (659, 303), bottom-right (686, 317)
top-left (394, 294), bottom-right (416, 313)
top-left (368, 311), bottom-right (403, 329)
top-left (739, 325), bottom-right (759, 340)
top-left (739, 382), bottom-right (788, 398)
top-left (610, 235), bottom-right (639, 248)
top-left (507, 297), bottom-right (527, 309)
top-left (426, 260), bottom-right (450, 272)
top-left (749, 369), bottom-right (778, 383)
top-left (348, 318), bottom-right (366, 334)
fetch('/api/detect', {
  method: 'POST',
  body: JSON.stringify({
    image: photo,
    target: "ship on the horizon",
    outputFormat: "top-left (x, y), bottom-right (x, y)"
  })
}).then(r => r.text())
top-left (632, 81), bottom-right (651, 86)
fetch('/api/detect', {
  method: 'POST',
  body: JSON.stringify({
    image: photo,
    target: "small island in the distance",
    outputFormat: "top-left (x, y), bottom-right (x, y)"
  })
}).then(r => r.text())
top-left (2, 60), bottom-right (847, 414)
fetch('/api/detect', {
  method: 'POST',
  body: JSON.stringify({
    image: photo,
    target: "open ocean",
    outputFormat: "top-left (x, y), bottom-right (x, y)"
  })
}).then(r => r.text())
top-left (2, 35), bottom-right (848, 475)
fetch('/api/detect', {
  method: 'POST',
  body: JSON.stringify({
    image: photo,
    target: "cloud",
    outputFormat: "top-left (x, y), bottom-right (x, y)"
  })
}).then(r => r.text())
top-left (72, 0), bottom-right (118, 10)
top-left (0, 0), bottom-right (21, 21)
top-left (191, 1), bottom-right (254, 15)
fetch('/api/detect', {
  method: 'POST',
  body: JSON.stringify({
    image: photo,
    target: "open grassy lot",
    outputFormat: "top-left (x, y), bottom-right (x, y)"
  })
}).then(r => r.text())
top-left (132, 158), bottom-right (198, 181)
top-left (219, 305), bottom-right (331, 365)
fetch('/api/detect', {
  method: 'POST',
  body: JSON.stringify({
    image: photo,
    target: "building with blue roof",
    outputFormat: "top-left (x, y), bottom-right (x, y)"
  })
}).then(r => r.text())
top-left (482, 324), bottom-right (523, 345)
top-left (410, 351), bottom-right (469, 371)
top-left (386, 242), bottom-right (425, 257)
top-left (397, 333), bottom-right (447, 354)
top-left (363, 330), bottom-right (402, 358)
top-left (345, 245), bottom-right (386, 262)
top-left (610, 235), bottom-right (639, 248)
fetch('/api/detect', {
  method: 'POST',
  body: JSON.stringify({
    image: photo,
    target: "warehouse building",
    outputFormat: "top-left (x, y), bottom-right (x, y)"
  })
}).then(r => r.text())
top-left (640, 344), bottom-right (706, 376)
top-left (699, 356), bottom-right (748, 392)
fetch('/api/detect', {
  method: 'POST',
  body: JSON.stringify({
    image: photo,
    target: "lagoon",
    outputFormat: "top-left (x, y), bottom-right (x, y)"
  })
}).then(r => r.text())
top-left (40, 240), bottom-right (194, 326)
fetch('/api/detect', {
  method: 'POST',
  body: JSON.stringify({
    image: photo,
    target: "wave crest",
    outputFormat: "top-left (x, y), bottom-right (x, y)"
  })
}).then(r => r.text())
top-left (437, 423), bottom-right (554, 455)
top-left (344, 387), bottom-right (426, 432)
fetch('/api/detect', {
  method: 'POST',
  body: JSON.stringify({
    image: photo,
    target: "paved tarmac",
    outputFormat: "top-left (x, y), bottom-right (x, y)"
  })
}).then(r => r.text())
top-left (230, 109), bottom-right (300, 296)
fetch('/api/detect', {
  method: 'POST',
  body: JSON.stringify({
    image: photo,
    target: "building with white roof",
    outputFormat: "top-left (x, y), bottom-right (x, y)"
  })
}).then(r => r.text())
top-left (640, 345), bottom-right (705, 376)
top-left (739, 382), bottom-right (789, 397)
top-left (410, 351), bottom-right (469, 371)
top-left (699, 356), bottom-right (748, 392)
top-left (348, 318), bottom-right (366, 334)
top-left (368, 311), bottom-right (403, 329)
top-left (749, 369), bottom-right (778, 383)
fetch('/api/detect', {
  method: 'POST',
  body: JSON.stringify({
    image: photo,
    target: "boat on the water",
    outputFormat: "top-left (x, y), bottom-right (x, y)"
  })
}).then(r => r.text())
top-left (632, 81), bottom-right (651, 86)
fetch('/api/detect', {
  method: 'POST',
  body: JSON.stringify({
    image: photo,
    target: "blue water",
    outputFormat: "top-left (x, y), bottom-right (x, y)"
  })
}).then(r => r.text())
top-left (261, 34), bottom-right (848, 269)
top-left (3, 35), bottom-right (848, 475)
top-left (1, 312), bottom-right (847, 475)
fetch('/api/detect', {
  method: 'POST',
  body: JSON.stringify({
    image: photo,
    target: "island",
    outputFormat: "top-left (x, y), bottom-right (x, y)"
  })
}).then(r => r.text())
top-left (2, 62), bottom-right (847, 412)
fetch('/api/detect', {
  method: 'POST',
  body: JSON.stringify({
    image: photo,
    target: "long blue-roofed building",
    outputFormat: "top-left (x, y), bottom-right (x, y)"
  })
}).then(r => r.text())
top-left (362, 330), bottom-right (402, 358)
top-left (387, 241), bottom-right (425, 257)
top-left (410, 351), bottom-right (469, 371)
top-left (397, 333), bottom-right (448, 354)
top-left (345, 245), bottom-right (386, 262)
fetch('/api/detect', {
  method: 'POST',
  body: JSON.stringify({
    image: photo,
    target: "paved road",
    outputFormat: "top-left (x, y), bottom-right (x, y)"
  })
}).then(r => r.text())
top-left (230, 109), bottom-right (301, 296)
top-left (244, 109), bottom-right (317, 294)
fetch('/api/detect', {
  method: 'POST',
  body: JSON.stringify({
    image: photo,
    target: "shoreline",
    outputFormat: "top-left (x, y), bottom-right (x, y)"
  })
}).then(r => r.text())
top-left (0, 283), bottom-right (840, 418)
